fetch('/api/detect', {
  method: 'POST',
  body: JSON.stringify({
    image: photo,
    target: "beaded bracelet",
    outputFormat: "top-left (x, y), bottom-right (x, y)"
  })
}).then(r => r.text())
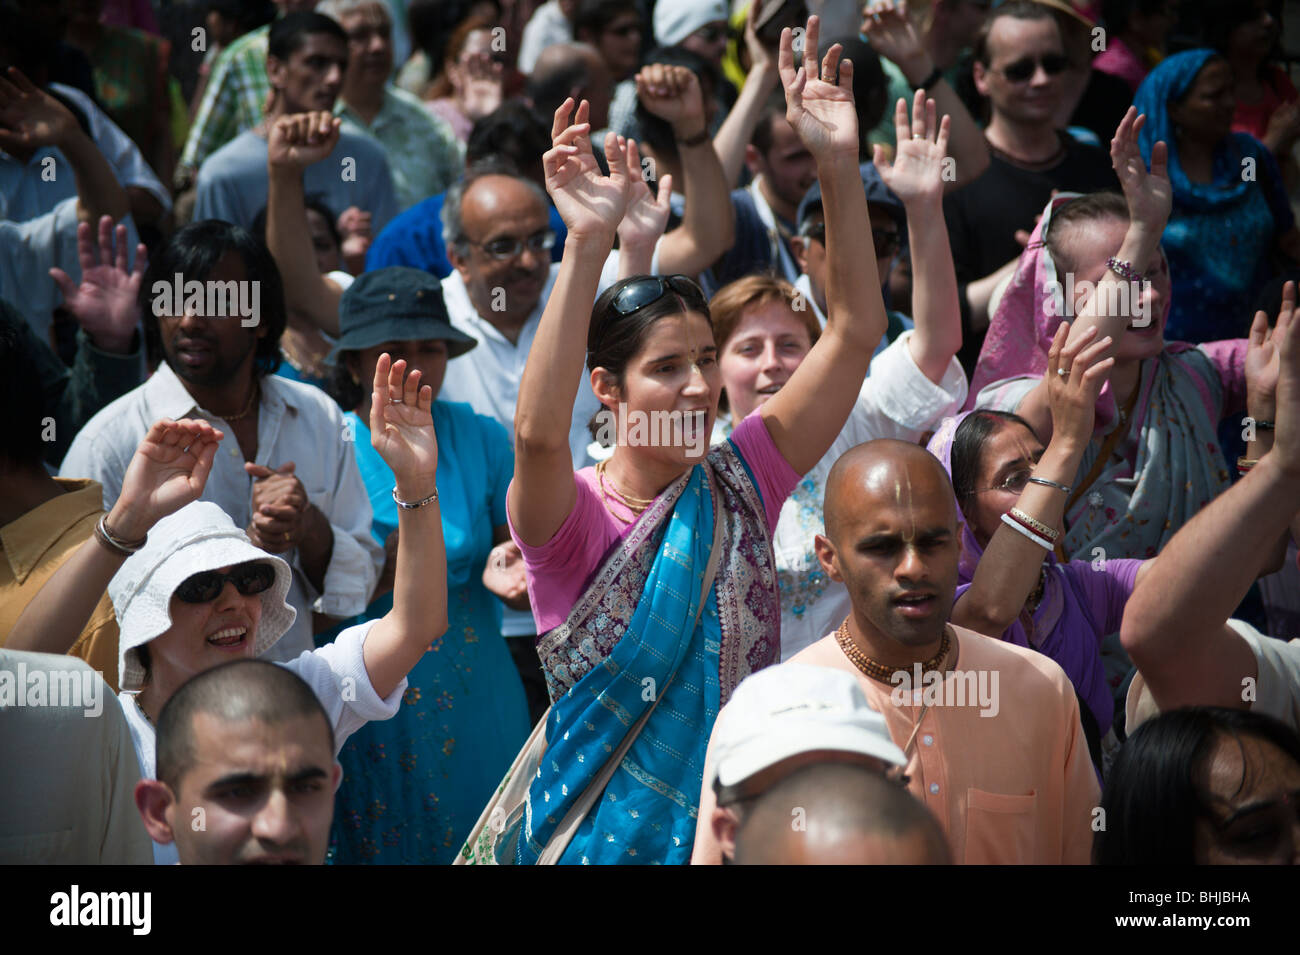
top-left (1001, 512), bottom-right (1054, 551)
top-left (393, 487), bottom-right (439, 509)
top-left (1003, 509), bottom-right (1055, 545)
top-left (1106, 257), bottom-right (1145, 283)
top-left (1027, 476), bottom-right (1072, 495)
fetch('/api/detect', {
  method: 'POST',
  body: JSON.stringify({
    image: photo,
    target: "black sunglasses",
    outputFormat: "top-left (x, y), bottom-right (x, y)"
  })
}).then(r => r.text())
top-left (610, 274), bottom-right (708, 316)
top-left (803, 221), bottom-right (901, 258)
top-left (175, 562), bottom-right (276, 604)
top-left (998, 53), bottom-right (1069, 83)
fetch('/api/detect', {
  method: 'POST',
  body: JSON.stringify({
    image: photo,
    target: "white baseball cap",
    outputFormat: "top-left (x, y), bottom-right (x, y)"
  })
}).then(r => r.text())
top-left (713, 664), bottom-right (907, 788)
top-left (653, 0), bottom-right (730, 47)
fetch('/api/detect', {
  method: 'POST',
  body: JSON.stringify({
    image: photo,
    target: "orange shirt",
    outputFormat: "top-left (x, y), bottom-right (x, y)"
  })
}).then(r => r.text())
top-left (0, 480), bottom-right (120, 692)
top-left (789, 625), bottom-right (1099, 864)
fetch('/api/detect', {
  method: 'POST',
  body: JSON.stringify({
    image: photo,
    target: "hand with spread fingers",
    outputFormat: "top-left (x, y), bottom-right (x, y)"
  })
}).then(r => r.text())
top-left (370, 352), bottom-right (439, 501)
top-left (461, 51), bottom-right (505, 120)
top-left (109, 418), bottom-right (224, 540)
top-left (0, 66), bottom-right (80, 155)
top-left (1246, 280), bottom-right (1295, 421)
top-left (872, 90), bottom-right (950, 208)
top-left (49, 215), bottom-right (147, 354)
top-left (543, 98), bottom-right (631, 241)
top-left (617, 139), bottom-right (673, 250)
top-left (777, 15), bottom-right (859, 162)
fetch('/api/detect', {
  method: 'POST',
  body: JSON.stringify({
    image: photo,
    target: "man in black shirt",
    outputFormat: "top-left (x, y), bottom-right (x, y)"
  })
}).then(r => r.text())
top-left (943, 0), bottom-right (1117, 373)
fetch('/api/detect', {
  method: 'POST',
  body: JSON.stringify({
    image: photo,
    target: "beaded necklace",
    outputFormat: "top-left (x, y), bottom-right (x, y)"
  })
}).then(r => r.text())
top-left (834, 619), bottom-right (952, 686)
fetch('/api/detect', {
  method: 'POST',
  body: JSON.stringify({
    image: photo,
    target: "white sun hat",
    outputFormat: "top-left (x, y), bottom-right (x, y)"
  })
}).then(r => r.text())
top-left (712, 663), bottom-right (908, 789)
top-left (108, 501), bottom-right (296, 693)
top-left (653, 0), bottom-right (729, 46)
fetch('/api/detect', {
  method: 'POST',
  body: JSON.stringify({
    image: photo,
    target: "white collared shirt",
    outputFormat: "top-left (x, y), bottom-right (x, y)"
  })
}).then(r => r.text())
top-left (59, 363), bottom-right (383, 661)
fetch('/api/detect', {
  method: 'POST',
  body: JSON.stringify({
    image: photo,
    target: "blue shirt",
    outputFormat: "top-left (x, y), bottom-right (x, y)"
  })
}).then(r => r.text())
top-left (366, 192), bottom-right (567, 278)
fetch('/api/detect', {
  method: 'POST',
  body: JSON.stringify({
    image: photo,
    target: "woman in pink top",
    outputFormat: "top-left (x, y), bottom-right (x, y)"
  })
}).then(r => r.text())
top-left (488, 18), bottom-right (889, 866)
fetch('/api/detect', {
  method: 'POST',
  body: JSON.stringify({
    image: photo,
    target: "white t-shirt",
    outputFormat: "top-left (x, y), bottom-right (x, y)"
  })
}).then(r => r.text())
top-left (120, 620), bottom-right (405, 864)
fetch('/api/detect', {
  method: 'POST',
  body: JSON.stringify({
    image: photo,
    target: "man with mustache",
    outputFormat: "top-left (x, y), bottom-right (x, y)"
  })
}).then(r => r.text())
top-left (193, 10), bottom-right (398, 232)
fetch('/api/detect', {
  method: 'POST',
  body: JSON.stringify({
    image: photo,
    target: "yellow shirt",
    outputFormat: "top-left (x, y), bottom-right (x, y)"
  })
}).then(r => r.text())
top-left (0, 479), bottom-right (120, 693)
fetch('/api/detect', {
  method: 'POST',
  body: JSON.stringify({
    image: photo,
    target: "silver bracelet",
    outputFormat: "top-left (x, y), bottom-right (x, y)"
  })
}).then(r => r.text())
top-left (392, 486), bottom-right (439, 509)
top-left (1026, 476), bottom-right (1072, 495)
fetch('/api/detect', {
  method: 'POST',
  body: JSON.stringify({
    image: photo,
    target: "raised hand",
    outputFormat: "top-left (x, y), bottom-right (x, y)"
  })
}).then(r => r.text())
top-left (777, 16), bottom-right (859, 161)
top-left (267, 111), bottom-right (340, 171)
top-left (635, 63), bottom-right (707, 138)
top-left (370, 352), bottom-right (439, 498)
top-left (1111, 107), bottom-right (1171, 238)
top-left (109, 418), bottom-right (224, 539)
top-left (1046, 323), bottom-right (1113, 450)
top-left (860, 0), bottom-right (928, 77)
top-left (872, 91), bottom-right (950, 207)
top-left (0, 67), bottom-right (79, 155)
top-left (617, 139), bottom-right (673, 249)
top-left (461, 51), bottom-right (505, 120)
top-left (49, 216), bottom-right (147, 354)
top-left (1247, 280), bottom-right (1295, 418)
top-left (543, 98), bottom-right (630, 240)
top-left (743, 0), bottom-right (779, 78)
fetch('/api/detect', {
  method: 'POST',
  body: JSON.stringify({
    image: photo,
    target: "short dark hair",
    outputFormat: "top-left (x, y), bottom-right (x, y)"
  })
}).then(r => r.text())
top-left (465, 100), bottom-right (552, 179)
top-left (750, 91), bottom-right (790, 155)
top-left (267, 10), bottom-right (349, 62)
top-left (0, 303), bottom-right (51, 468)
top-left (635, 47), bottom-right (719, 159)
top-left (1094, 706), bottom-right (1300, 864)
top-left (573, 0), bottom-right (640, 39)
top-left (156, 659), bottom-right (335, 792)
top-left (973, 0), bottom-right (1059, 66)
top-left (139, 220), bottom-right (288, 377)
top-left (950, 410), bottom-right (1039, 511)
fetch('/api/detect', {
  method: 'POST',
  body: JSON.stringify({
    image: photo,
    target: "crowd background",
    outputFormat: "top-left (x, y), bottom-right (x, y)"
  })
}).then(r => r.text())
top-left (3, 0), bottom-right (1300, 867)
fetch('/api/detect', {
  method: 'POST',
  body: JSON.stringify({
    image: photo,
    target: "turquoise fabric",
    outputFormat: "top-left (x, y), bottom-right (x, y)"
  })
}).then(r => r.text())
top-left (513, 465), bottom-right (720, 865)
top-left (325, 400), bottom-right (530, 863)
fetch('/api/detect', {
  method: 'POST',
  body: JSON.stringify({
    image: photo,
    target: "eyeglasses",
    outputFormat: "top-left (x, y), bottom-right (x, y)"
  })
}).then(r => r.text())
top-left (470, 230), bottom-right (557, 261)
top-left (175, 563), bottom-right (276, 604)
top-left (974, 467), bottom-right (1033, 495)
top-left (996, 53), bottom-right (1069, 83)
top-left (802, 222), bottom-right (902, 259)
top-left (610, 274), bottom-right (708, 316)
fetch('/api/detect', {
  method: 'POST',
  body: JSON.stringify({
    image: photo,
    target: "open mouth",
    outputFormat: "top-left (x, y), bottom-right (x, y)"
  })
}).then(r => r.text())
top-left (893, 594), bottom-right (936, 617)
top-left (756, 384), bottom-right (783, 396)
top-left (206, 626), bottom-right (249, 650)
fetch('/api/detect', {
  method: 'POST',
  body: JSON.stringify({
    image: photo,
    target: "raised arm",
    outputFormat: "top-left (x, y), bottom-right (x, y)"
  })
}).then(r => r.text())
top-left (1014, 106), bottom-right (1172, 442)
top-left (8, 419), bottom-right (223, 655)
top-left (861, 1), bottom-right (990, 191)
top-left (952, 324), bottom-right (1112, 637)
top-left (1119, 293), bottom-right (1300, 712)
top-left (359, 354), bottom-right (449, 700)
top-left (713, 0), bottom-right (781, 187)
top-left (759, 16), bottom-right (889, 475)
top-left (266, 111), bottom-right (346, 336)
top-left (635, 64), bottom-right (735, 275)
top-left (873, 91), bottom-right (961, 383)
top-left (510, 100), bottom-right (630, 546)
top-left (0, 68), bottom-right (129, 224)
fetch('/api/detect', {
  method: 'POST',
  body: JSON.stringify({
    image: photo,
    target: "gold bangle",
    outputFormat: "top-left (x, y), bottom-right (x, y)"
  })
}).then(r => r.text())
top-left (1008, 507), bottom-right (1059, 542)
top-left (1237, 457), bottom-right (1259, 474)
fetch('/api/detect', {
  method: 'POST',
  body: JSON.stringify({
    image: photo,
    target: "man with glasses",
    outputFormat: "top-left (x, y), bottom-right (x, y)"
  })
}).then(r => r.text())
top-left (942, 0), bottom-right (1115, 374)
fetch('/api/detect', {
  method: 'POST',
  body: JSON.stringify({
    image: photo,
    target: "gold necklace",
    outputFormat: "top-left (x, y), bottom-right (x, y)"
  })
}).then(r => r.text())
top-left (207, 380), bottom-right (259, 422)
top-left (835, 618), bottom-right (951, 686)
top-left (595, 459), bottom-right (655, 523)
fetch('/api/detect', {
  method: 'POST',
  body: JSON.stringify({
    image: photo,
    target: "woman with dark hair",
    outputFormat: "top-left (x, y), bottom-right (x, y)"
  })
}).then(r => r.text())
top-left (1203, 0), bottom-right (1300, 159)
top-left (421, 15), bottom-right (508, 143)
top-left (1131, 48), bottom-right (1300, 343)
top-left (480, 18), bottom-right (889, 865)
top-left (1095, 706), bottom-right (1300, 864)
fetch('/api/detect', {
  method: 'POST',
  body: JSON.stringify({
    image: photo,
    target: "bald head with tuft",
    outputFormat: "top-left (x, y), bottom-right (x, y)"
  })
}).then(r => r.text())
top-left (823, 440), bottom-right (957, 546)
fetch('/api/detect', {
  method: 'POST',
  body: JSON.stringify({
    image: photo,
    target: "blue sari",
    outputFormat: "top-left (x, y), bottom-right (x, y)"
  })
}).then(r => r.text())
top-left (483, 439), bottom-right (781, 865)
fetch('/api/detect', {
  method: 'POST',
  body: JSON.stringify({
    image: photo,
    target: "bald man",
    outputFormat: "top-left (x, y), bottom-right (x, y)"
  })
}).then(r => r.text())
top-left (529, 43), bottom-right (612, 132)
top-left (732, 762), bottom-right (952, 865)
top-left (698, 439), bottom-right (1099, 864)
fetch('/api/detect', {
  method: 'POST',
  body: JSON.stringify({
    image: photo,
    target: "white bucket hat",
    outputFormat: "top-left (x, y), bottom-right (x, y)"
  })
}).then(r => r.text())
top-left (108, 501), bottom-right (296, 693)
top-left (653, 0), bottom-right (729, 47)
top-left (713, 663), bottom-right (907, 788)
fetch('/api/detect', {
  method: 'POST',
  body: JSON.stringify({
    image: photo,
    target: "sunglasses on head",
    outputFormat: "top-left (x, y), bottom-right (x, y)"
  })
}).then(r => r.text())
top-left (175, 562), bottom-right (276, 604)
top-left (803, 221), bottom-right (901, 259)
top-left (997, 53), bottom-right (1069, 83)
top-left (610, 274), bottom-right (708, 316)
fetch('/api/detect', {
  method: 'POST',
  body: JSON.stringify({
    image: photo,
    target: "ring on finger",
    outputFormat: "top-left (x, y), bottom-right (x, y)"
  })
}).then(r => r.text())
top-left (1057, 367), bottom-right (1070, 377)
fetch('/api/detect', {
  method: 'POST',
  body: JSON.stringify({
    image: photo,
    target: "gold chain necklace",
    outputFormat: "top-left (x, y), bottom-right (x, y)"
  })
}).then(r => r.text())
top-left (205, 380), bottom-right (259, 422)
top-left (595, 459), bottom-right (655, 523)
top-left (835, 618), bottom-right (951, 686)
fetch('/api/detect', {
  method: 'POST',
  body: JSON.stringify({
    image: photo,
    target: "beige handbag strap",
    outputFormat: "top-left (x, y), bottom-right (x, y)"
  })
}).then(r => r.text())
top-left (537, 474), bottom-right (725, 864)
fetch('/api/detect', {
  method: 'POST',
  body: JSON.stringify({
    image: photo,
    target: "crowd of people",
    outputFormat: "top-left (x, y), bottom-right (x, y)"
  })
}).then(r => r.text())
top-left (2, 0), bottom-right (1300, 867)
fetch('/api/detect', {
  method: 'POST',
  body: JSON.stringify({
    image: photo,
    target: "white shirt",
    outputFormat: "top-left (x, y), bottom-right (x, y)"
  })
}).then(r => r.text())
top-left (120, 620), bottom-right (405, 864)
top-left (770, 331), bottom-right (968, 658)
top-left (0, 197), bottom-right (87, 341)
top-left (517, 0), bottom-right (575, 74)
top-left (60, 363), bottom-right (383, 660)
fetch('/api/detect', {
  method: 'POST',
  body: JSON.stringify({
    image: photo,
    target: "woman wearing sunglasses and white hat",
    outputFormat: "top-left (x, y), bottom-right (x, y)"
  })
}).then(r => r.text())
top-left (11, 356), bottom-right (447, 864)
